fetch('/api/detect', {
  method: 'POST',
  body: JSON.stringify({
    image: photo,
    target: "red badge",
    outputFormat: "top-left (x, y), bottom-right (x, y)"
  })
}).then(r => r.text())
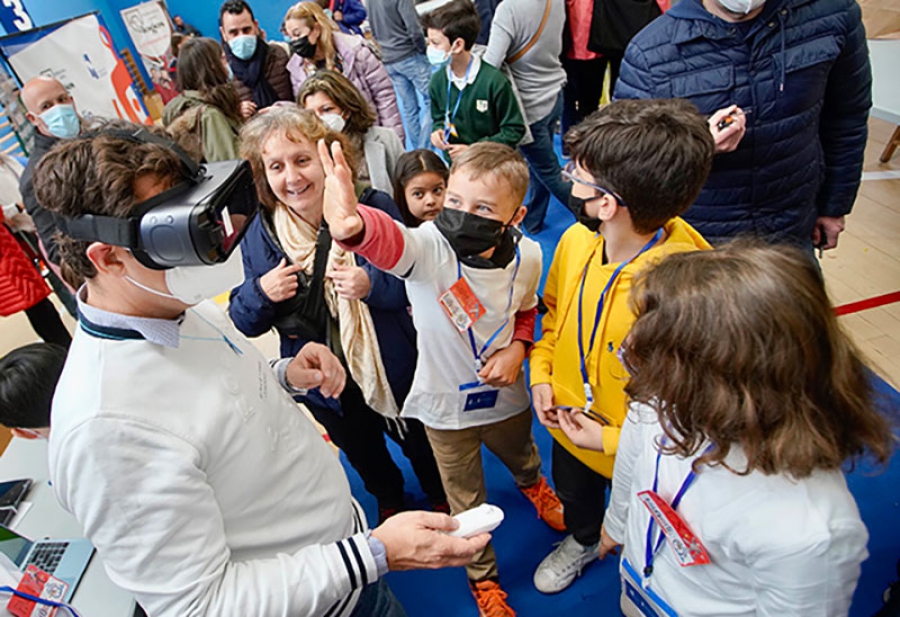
top-left (638, 490), bottom-right (711, 567)
top-left (8, 564), bottom-right (69, 616)
top-left (439, 277), bottom-right (486, 332)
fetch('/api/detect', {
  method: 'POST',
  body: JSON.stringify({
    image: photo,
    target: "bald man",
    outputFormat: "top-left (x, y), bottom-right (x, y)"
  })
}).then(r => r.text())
top-left (19, 76), bottom-right (84, 266)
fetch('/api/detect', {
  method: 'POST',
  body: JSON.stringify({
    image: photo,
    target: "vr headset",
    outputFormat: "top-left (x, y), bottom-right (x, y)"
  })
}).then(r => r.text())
top-left (59, 127), bottom-right (259, 270)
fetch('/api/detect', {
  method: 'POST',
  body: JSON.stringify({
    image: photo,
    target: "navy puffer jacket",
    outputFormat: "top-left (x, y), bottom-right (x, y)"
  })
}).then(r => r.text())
top-left (615, 0), bottom-right (871, 243)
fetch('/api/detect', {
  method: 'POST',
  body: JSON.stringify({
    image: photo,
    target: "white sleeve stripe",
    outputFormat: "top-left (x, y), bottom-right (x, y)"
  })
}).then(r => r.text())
top-left (348, 536), bottom-right (369, 587)
top-left (335, 540), bottom-right (358, 589)
top-left (324, 589), bottom-right (356, 617)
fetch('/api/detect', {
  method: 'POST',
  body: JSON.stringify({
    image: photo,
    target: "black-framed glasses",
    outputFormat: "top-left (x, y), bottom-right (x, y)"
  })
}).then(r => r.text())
top-left (561, 161), bottom-right (628, 208)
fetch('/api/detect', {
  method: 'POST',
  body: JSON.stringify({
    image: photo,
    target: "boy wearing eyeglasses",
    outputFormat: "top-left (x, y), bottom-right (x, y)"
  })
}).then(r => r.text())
top-left (529, 98), bottom-right (714, 594)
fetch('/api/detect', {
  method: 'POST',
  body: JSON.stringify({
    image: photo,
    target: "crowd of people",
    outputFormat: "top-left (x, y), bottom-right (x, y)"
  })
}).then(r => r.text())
top-left (0, 0), bottom-right (895, 615)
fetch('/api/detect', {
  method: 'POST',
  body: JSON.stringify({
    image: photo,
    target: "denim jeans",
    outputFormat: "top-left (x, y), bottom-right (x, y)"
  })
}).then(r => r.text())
top-left (385, 53), bottom-right (433, 151)
top-left (350, 579), bottom-right (408, 617)
top-left (520, 91), bottom-right (573, 233)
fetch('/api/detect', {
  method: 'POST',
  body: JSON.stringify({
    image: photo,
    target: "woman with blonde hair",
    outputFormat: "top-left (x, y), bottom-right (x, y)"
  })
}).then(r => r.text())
top-left (557, 242), bottom-right (895, 616)
top-left (228, 106), bottom-right (447, 522)
top-left (298, 70), bottom-right (403, 197)
top-left (283, 1), bottom-right (405, 142)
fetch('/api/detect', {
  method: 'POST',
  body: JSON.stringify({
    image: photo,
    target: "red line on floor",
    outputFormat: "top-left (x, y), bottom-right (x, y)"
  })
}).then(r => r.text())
top-left (835, 291), bottom-right (900, 316)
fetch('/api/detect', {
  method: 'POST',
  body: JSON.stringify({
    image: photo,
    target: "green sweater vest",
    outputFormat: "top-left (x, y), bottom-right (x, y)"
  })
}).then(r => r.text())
top-left (429, 61), bottom-right (526, 152)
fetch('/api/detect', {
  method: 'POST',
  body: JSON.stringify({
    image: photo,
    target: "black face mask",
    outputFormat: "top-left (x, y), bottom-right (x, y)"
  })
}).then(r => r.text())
top-left (569, 194), bottom-right (601, 233)
top-left (434, 208), bottom-right (518, 268)
top-left (290, 36), bottom-right (316, 58)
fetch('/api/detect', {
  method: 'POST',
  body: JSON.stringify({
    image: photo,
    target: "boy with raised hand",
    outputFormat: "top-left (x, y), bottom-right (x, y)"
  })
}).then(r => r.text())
top-left (422, 0), bottom-right (525, 161)
top-left (529, 98), bottom-right (715, 594)
top-left (321, 139), bottom-right (563, 617)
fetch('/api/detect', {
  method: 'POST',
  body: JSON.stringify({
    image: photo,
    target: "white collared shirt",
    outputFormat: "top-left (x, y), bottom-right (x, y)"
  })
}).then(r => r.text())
top-left (447, 53), bottom-right (481, 91)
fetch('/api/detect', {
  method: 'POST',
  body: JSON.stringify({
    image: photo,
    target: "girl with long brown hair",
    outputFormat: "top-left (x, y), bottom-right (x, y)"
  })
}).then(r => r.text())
top-left (162, 37), bottom-right (243, 162)
top-left (557, 243), bottom-right (895, 616)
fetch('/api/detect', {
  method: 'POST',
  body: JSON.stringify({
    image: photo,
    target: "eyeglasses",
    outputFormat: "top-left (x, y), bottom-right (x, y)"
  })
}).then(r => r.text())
top-left (561, 161), bottom-right (628, 208)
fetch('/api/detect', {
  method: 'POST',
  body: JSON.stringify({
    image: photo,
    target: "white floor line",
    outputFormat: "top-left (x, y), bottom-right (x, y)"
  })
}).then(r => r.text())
top-left (861, 170), bottom-right (900, 181)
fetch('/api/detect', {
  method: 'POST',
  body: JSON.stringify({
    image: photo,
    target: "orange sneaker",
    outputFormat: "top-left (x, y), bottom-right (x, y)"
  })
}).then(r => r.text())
top-left (470, 579), bottom-right (516, 617)
top-left (520, 477), bottom-right (565, 532)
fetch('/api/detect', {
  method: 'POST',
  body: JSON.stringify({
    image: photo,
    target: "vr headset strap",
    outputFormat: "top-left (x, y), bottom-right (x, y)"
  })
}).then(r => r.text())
top-left (62, 213), bottom-right (138, 247)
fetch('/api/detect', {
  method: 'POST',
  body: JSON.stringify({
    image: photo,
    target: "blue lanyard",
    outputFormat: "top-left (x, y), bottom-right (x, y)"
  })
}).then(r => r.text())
top-left (0, 586), bottom-right (81, 616)
top-left (185, 308), bottom-right (244, 355)
top-left (444, 58), bottom-right (473, 141)
top-left (456, 246), bottom-right (521, 380)
top-left (643, 439), bottom-right (714, 578)
top-left (577, 229), bottom-right (662, 409)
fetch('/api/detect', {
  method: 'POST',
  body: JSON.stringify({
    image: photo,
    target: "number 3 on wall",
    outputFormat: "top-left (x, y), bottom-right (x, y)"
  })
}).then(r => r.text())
top-left (1, 0), bottom-right (33, 31)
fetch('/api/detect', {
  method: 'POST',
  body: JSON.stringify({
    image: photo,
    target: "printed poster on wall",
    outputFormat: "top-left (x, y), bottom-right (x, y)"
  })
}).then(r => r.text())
top-left (0, 12), bottom-right (151, 125)
top-left (120, 1), bottom-right (178, 102)
top-left (0, 0), bottom-right (35, 33)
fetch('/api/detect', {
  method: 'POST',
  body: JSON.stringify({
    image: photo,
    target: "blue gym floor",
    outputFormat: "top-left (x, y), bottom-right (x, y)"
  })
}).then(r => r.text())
top-left (341, 191), bottom-right (900, 616)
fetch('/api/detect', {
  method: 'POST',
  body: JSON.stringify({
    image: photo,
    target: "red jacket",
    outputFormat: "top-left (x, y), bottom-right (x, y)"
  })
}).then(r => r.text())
top-left (0, 213), bottom-right (49, 317)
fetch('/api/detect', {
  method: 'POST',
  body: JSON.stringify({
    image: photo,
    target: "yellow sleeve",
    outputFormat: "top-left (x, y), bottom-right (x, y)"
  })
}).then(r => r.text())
top-left (530, 236), bottom-right (566, 386)
top-left (601, 425), bottom-right (621, 456)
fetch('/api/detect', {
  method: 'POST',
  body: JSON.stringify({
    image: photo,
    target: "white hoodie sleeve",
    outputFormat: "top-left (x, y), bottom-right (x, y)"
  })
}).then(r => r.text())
top-left (604, 403), bottom-right (654, 543)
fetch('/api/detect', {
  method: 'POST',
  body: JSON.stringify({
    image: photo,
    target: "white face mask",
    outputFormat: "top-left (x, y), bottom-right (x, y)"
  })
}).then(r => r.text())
top-left (319, 113), bottom-right (346, 133)
top-left (718, 0), bottom-right (765, 14)
top-left (126, 246), bottom-right (246, 306)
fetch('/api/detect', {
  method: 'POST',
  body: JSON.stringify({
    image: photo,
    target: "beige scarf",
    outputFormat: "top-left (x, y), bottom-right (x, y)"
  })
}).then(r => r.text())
top-left (273, 203), bottom-right (400, 418)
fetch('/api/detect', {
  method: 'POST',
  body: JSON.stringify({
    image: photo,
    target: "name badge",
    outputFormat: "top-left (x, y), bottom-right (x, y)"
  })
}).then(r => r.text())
top-left (463, 389), bottom-right (499, 411)
top-left (638, 490), bottom-right (711, 568)
top-left (623, 576), bottom-right (667, 617)
top-left (621, 558), bottom-right (676, 617)
top-left (439, 277), bottom-right (485, 332)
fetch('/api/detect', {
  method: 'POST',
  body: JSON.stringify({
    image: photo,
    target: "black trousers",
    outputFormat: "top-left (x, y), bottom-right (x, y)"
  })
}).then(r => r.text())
top-left (24, 298), bottom-right (71, 348)
top-left (561, 55), bottom-right (623, 136)
top-left (307, 382), bottom-right (446, 509)
top-left (552, 439), bottom-right (610, 547)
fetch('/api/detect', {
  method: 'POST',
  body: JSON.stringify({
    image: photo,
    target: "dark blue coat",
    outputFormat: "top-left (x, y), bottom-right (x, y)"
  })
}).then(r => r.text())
top-left (229, 189), bottom-right (417, 413)
top-left (615, 0), bottom-right (871, 243)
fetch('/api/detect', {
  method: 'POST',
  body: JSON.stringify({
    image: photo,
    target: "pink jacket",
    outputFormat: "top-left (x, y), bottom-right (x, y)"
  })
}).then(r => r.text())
top-left (288, 32), bottom-right (405, 142)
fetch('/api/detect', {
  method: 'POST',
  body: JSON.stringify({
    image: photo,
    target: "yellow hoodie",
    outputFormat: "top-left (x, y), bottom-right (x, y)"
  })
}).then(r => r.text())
top-left (530, 217), bottom-right (710, 478)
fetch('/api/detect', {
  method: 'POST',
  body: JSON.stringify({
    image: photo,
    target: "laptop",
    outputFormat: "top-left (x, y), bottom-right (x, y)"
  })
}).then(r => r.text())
top-left (0, 525), bottom-right (94, 602)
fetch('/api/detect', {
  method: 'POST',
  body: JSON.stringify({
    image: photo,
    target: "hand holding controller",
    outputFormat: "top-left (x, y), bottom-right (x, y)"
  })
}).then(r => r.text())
top-left (448, 504), bottom-right (505, 538)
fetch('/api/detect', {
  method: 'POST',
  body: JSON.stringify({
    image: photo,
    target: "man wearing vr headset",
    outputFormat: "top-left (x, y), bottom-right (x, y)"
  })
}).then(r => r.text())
top-left (33, 122), bottom-right (488, 617)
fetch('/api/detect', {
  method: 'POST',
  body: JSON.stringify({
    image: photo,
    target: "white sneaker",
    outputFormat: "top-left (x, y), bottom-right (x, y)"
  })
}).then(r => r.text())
top-left (533, 534), bottom-right (599, 594)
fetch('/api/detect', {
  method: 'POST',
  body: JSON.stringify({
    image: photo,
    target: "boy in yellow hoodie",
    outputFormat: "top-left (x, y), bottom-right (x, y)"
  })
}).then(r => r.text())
top-left (529, 98), bottom-right (715, 594)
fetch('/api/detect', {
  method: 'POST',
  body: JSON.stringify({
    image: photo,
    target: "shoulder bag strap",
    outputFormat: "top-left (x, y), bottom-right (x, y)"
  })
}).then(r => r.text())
top-left (506, 0), bottom-right (553, 64)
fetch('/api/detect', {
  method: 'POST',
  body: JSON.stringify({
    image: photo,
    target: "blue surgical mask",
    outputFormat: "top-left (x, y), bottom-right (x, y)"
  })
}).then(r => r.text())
top-left (39, 103), bottom-right (80, 139)
top-left (426, 46), bottom-right (450, 67)
top-left (229, 34), bottom-right (257, 60)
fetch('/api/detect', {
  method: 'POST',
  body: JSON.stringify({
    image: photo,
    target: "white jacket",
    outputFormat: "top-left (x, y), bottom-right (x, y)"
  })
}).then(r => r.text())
top-left (605, 403), bottom-right (868, 617)
top-left (49, 300), bottom-right (377, 617)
